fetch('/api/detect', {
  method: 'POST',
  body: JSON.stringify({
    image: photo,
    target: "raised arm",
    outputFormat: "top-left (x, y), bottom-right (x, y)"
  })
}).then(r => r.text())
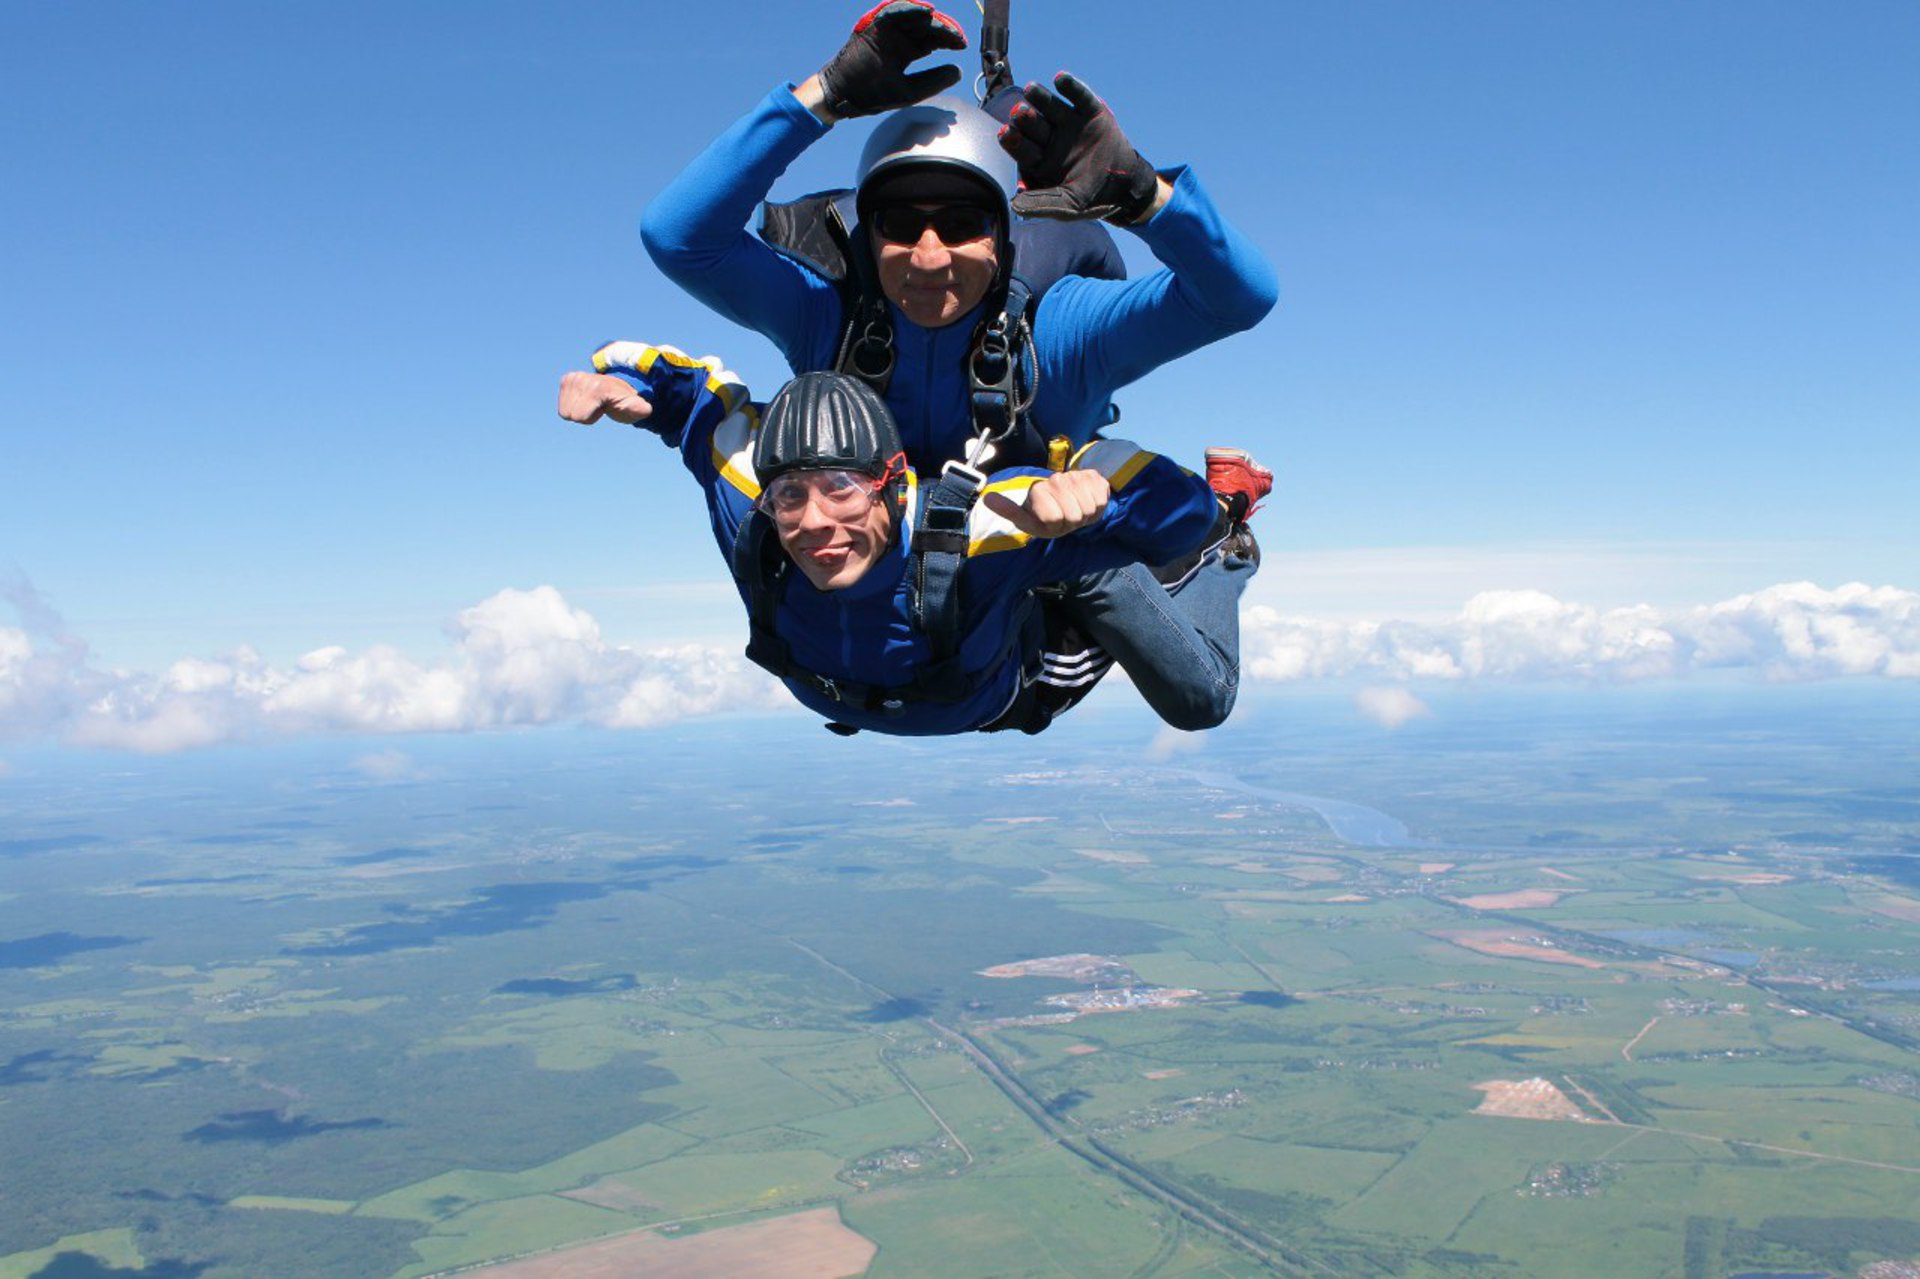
top-left (640, 3), bottom-right (967, 368)
top-left (560, 342), bottom-right (764, 555)
top-left (638, 88), bottom-right (841, 365)
top-left (1004, 73), bottom-right (1278, 418)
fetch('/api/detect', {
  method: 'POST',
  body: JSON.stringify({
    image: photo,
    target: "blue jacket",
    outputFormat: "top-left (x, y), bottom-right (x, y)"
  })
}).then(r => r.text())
top-left (594, 341), bottom-right (1218, 735)
top-left (642, 86), bottom-right (1279, 469)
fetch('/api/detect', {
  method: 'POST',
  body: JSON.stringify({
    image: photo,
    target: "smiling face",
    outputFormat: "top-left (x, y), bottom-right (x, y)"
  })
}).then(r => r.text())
top-left (768, 470), bottom-right (898, 591)
top-left (871, 203), bottom-right (1001, 329)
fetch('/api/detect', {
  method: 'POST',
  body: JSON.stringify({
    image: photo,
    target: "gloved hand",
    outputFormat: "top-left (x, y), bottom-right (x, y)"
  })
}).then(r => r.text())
top-left (817, 1), bottom-right (967, 119)
top-left (998, 72), bottom-right (1160, 225)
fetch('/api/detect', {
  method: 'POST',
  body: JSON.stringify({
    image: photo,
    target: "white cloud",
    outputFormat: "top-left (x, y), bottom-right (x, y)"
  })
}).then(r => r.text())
top-left (352, 749), bottom-right (419, 782)
top-left (2, 578), bottom-right (1916, 754)
top-left (1146, 724), bottom-right (1206, 760)
top-left (1243, 581), bottom-right (1919, 685)
top-left (1354, 686), bottom-right (1431, 729)
top-left (1242, 542), bottom-right (1915, 622)
top-left (1687, 582), bottom-right (1920, 679)
top-left (3, 582), bottom-right (786, 753)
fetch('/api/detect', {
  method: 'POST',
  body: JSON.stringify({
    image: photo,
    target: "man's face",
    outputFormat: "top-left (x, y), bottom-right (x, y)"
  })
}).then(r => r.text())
top-left (871, 203), bottom-right (1001, 329)
top-left (768, 470), bottom-right (897, 591)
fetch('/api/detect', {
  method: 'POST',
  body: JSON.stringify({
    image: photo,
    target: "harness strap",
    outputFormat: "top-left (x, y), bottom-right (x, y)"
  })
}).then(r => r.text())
top-left (964, 274), bottom-right (1039, 467)
top-left (979, 0), bottom-right (1012, 101)
top-left (838, 293), bottom-right (896, 396)
top-left (734, 513), bottom-right (796, 677)
top-left (910, 461), bottom-right (985, 698)
top-left (830, 259), bottom-right (1040, 465)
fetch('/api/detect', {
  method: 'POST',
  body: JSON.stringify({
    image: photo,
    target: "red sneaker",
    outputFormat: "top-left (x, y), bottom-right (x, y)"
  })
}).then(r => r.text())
top-left (1205, 447), bottom-right (1273, 522)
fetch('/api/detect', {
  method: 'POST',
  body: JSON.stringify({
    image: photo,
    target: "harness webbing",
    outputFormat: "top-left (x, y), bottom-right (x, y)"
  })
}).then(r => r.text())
top-left (965, 275), bottom-right (1036, 465)
top-left (979, 0), bottom-right (1012, 101)
top-left (756, 190), bottom-right (1072, 472)
top-left (909, 461), bottom-right (985, 698)
top-left (832, 271), bottom-right (1042, 470)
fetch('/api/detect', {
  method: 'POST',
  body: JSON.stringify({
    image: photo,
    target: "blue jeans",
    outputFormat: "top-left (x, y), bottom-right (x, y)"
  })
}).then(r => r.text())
top-left (1056, 546), bottom-right (1257, 731)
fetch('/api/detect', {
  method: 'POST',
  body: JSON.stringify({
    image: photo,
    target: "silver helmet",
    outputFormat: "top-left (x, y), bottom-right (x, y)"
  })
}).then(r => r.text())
top-left (854, 96), bottom-right (1017, 230)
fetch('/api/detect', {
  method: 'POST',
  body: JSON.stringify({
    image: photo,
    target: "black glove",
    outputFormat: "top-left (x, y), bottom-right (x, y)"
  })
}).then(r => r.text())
top-left (817, 1), bottom-right (967, 120)
top-left (998, 72), bottom-right (1160, 225)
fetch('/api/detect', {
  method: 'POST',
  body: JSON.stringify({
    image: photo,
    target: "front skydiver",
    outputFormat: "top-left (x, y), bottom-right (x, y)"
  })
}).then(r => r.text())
top-left (636, 0), bottom-right (1279, 730)
top-left (556, 344), bottom-right (1265, 737)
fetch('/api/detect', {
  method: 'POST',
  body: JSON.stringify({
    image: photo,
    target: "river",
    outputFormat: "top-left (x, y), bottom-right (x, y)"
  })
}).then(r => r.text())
top-left (1180, 770), bottom-right (1437, 849)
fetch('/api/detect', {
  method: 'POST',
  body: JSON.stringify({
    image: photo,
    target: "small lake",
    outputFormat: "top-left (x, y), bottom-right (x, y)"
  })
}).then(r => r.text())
top-left (1239, 991), bottom-right (1302, 1009)
top-left (30, 1255), bottom-right (209, 1279)
top-left (1693, 948), bottom-right (1763, 968)
top-left (0, 931), bottom-right (139, 970)
top-left (183, 1109), bottom-right (388, 1145)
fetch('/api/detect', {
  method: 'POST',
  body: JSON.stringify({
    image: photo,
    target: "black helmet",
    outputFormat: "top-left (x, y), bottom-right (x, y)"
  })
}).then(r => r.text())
top-left (753, 372), bottom-right (905, 486)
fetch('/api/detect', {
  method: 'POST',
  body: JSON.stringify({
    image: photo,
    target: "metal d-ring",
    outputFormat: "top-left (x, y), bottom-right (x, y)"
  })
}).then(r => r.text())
top-left (973, 62), bottom-right (1008, 105)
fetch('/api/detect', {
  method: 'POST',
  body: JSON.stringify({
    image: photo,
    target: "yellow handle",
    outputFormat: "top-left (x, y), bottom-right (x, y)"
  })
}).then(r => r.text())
top-left (1047, 436), bottom-right (1070, 472)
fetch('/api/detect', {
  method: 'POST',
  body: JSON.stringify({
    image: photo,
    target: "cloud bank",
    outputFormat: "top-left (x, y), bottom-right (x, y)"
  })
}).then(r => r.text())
top-left (1242, 582), bottom-right (1919, 685)
top-left (1, 583), bottom-right (783, 754)
top-left (3, 579), bottom-right (1914, 753)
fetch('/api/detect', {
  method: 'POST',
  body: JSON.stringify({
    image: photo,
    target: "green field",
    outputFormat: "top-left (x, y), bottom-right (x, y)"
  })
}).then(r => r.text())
top-left (2, 691), bottom-right (1918, 1277)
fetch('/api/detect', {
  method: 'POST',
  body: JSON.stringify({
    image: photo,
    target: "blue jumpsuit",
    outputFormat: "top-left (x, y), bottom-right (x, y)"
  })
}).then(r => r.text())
top-left (642, 85), bottom-right (1279, 469)
top-left (595, 341), bottom-right (1220, 736)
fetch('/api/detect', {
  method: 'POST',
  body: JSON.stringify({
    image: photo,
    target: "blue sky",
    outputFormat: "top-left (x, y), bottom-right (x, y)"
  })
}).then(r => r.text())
top-left (3, 2), bottom-right (1916, 751)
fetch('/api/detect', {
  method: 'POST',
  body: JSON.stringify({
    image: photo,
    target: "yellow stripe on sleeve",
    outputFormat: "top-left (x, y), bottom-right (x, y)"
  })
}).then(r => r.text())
top-left (1105, 450), bottom-right (1152, 491)
top-left (591, 341), bottom-right (749, 416)
top-left (966, 476), bottom-right (1040, 557)
top-left (1066, 439), bottom-right (1157, 491)
top-left (710, 403), bottom-right (762, 501)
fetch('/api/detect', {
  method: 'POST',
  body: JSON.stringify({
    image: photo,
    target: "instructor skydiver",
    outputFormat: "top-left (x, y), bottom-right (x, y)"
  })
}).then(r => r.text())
top-left (557, 343), bottom-right (1263, 737)
top-left (639, 0), bottom-right (1278, 471)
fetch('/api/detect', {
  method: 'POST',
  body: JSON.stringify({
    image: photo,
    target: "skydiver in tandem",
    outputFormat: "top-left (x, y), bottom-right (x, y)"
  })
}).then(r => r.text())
top-left (617, 0), bottom-right (1281, 731)
top-left (641, 0), bottom-right (1277, 470)
top-left (556, 343), bottom-right (1267, 737)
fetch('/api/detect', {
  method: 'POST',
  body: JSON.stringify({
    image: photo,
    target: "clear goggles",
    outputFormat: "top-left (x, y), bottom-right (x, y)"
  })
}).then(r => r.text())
top-left (756, 455), bottom-right (905, 526)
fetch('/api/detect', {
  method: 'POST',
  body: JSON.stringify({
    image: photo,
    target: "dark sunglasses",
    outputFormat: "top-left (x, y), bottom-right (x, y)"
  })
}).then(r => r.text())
top-left (873, 205), bottom-right (996, 247)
